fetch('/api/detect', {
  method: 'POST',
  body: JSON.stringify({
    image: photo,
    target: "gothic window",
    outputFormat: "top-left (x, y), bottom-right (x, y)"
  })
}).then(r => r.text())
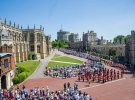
top-left (4, 44), bottom-right (8, 52)
top-left (30, 45), bottom-right (34, 52)
top-left (30, 33), bottom-right (34, 42)
top-left (37, 45), bottom-right (40, 53)
top-left (4, 59), bottom-right (8, 68)
top-left (37, 33), bottom-right (41, 42)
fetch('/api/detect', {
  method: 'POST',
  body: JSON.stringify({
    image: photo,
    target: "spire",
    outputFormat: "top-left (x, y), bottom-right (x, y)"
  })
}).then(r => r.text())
top-left (4, 18), bottom-right (6, 26)
top-left (14, 22), bottom-right (16, 28)
top-left (18, 24), bottom-right (19, 29)
top-left (40, 25), bottom-right (42, 30)
top-left (34, 24), bottom-right (35, 29)
top-left (21, 25), bottom-right (22, 29)
top-left (9, 20), bottom-right (12, 26)
top-left (27, 25), bottom-right (29, 29)
top-left (43, 27), bottom-right (44, 31)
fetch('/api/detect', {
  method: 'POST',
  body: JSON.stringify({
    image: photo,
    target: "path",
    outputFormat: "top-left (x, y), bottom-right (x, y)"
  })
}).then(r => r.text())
top-left (28, 53), bottom-right (54, 79)
top-left (49, 60), bottom-right (81, 64)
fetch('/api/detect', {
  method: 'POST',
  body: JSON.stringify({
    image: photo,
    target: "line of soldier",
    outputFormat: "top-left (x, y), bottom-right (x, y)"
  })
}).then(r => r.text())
top-left (78, 68), bottom-right (124, 84)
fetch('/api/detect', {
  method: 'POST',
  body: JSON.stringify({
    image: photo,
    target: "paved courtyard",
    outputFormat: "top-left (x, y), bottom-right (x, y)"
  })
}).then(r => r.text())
top-left (18, 50), bottom-right (135, 100)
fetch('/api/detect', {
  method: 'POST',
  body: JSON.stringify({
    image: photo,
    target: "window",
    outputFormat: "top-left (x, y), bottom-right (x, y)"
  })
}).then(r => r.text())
top-left (30, 45), bottom-right (34, 52)
top-left (37, 34), bottom-right (41, 42)
top-left (4, 59), bottom-right (8, 68)
top-left (30, 33), bottom-right (34, 42)
top-left (37, 46), bottom-right (40, 53)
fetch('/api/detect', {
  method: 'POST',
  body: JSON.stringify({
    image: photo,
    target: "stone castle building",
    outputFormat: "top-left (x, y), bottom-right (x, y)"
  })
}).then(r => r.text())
top-left (68, 33), bottom-right (79, 43)
top-left (126, 31), bottom-right (135, 69)
top-left (57, 29), bottom-right (70, 41)
top-left (0, 19), bottom-right (51, 63)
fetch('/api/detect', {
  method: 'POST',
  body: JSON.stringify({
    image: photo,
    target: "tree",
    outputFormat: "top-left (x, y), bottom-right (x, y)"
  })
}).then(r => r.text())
top-left (113, 35), bottom-right (125, 44)
top-left (52, 40), bottom-right (69, 48)
top-left (109, 49), bottom-right (116, 57)
top-left (124, 35), bottom-right (131, 43)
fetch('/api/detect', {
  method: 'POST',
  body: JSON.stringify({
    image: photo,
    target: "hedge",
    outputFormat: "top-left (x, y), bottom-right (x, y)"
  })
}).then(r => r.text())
top-left (12, 76), bottom-right (19, 85)
top-left (18, 66), bottom-right (30, 73)
top-left (18, 72), bottom-right (28, 83)
top-left (28, 52), bottom-right (37, 60)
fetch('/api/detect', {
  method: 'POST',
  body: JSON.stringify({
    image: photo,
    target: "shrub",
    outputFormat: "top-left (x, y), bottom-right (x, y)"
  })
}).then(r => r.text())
top-left (18, 72), bottom-right (27, 83)
top-left (28, 52), bottom-right (37, 60)
top-left (12, 76), bottom-right (19, 85)
top-left (18, 66), bottom-right (30, 73)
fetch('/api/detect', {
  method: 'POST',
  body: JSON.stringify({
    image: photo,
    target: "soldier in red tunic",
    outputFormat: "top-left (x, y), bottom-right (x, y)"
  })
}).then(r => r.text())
top-left (114, 70), bottom-right (116, 80)
top-left (117, 71), bottom-right (120, 79)
top-left (78, 75), bottom-right (80, 81)
top-left (98, 73), bottom-right (100, 82)
top-left (110, 69), bottom-right (113, 81)
top-left (92, 75), bottom-right (95, 82)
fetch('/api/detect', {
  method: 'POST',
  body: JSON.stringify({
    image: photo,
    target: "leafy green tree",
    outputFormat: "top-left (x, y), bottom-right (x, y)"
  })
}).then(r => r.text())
top-left (109, 49), bottom-right (116, 57)
top-left (124, 35), bottom-right (131, 43)
top-left (52, 40), bottom-right (69, 48)
top-left (113, 35), bottom-right (125, 44)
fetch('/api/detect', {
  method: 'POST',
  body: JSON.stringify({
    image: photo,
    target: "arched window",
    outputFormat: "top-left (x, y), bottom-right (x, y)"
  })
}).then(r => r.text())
top-left (30, 33), bottom-right (34, 42)
top-left (37, 33), bottom-right (41, 42)
top-left (37, 45), bottom-right (40, 53)
top-left (4, 44), bottom-right (8, 52)
top-left (30, 45), bottom-right (34, 52)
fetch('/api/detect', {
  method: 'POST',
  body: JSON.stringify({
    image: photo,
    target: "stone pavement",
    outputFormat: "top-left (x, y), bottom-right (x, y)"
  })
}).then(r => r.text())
top-left (28, 53), bottom-right (55, 79)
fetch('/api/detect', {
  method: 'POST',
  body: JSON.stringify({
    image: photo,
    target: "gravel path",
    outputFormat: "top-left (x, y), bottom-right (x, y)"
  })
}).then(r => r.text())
top-left (28, 53), bottom-right (54, 79)
top-left (49, 60), bottom-right (81, 64)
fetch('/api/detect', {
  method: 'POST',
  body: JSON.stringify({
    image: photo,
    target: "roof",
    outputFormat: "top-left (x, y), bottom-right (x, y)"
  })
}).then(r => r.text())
top-left (0, 53), bottom-right (12, 58)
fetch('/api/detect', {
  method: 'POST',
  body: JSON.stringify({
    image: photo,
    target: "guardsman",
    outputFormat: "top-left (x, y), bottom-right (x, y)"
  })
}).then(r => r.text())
top-left (117, 71), bottom-right (119, 79)
top-left (110, 69), bottom-right (113, 81)
top-left (102, 75), bottom-right (105, 83)
top-left (98, 73), bottom-right (100, 82)
top-left (107, 73), bottom-right (109, 81)
top-left (114, 70), bottom-right (116, 80)
top-left (78, 75), bottom-right (80, 81)
top-left (92, 75), bottom-right (95, 82)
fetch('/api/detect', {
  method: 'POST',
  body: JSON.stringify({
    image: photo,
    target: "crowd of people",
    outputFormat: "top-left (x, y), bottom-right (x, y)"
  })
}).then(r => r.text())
top-left (59, 48), bottom-right (126, 70)
top-left (0, 84), bottom-right (93, 100)
top-left (78, 67), bottom-right (124, 84)
top-left (57, 49), bottom-right (125, 84)
top-left (59, 49), bottom-right (101, 62)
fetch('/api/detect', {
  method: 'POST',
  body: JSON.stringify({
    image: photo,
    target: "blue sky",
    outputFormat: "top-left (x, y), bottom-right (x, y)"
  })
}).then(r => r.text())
top-left (0, 0), bottom-right (135, 40)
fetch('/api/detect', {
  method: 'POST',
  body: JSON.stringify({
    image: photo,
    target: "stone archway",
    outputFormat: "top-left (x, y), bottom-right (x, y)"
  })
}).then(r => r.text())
top-left (1, 75), bottom-right (7, 89)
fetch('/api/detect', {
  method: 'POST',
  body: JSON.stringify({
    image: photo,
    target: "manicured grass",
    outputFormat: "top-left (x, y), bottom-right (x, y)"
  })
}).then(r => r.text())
top-left (13, 61), bottom-right (40, 85)
top-left (16, 61), bottom-right (40, 76)
top-left (51, 56), bottom-right (83, 64)
top-left (47, 61), bottom-right (76, 68)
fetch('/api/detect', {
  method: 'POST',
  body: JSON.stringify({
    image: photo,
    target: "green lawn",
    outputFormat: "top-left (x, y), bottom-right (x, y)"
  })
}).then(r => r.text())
top-left (13, 61), bottom-right (40, 84)
top-left (47, 61), bottom-right (76, 68)
top-left (16, 61), bottom-right (40, 76)
top-left (51, 56), bottom-right (83, 64)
